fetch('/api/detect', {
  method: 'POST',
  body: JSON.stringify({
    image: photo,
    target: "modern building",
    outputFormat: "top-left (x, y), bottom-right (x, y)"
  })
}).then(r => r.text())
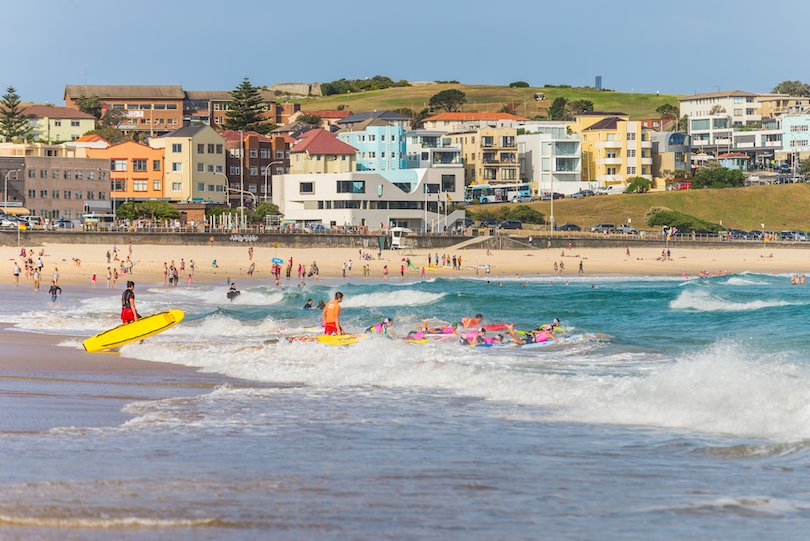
top-left (148, 125), bottom-right (227, 204)
top-left (0, 155), bottom-right (111, 220)
top-left (404, 130), bottom-right (463, 169)
top-left (756, 95), bottom-right (810, 119)
top-left (337, 119), bottom-right (406, 171)
top-left (731, 119), bottom-right (783, 164)
top-left (517, 122), bottom-right (582, 194)
top-left (222, 130), bottom-right (291, 205)
top-left (23, 105), bottom-right (96, 143)
top-left (571, 113), bottom-right (653, 187)
top-left (336, 111), bottom-right (411, 131)
top-left (650, 132), bottom-right (692, 186)
top-left (444, 127), bottom-right (519, 185)
top-left (271, 168), bottom-right (465, 231)
top-left (777, 114), bottom-right (810, 162)
top-left (678, 90), bottom-right (763, 126)
top-left (289, 129), bottom-right (357, 175)
top-left (688, 115), bottom-right (733, 151)
top-left (86, 141), bottom-right (165, 209)
top-left (422, 112), bottom-right (529, 132)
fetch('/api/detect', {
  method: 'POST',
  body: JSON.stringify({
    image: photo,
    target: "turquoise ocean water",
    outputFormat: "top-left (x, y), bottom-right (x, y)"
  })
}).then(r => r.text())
top-left (2, 273), bottom-right (810, 539)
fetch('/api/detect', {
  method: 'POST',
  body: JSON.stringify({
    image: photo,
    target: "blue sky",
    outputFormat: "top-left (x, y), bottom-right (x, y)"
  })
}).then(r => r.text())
top-left (4, 0), bottom-right (809, 103)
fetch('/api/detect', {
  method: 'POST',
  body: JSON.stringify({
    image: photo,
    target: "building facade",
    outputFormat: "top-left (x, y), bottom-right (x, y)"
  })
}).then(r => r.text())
top-left (445, 127), bottom-right (518, 185)
top-left (679, 90), bottom-right (763, 126)
top-left (777, 114), bottom-right (810, 161)
top-left (404, 130), bottom-right (463, 169)
top-left (148, 125), bottom-right (227, 203)
top-left (86, 141), bottom-right (165, 208)
top-left (23, 106), bottom-right (96, 143)
top-left (422, 112), bottom-right (529, 132)
top-left (222, 130), bottom-right (291, 205)
top-left (518, 124), bottom-right (582, 194)
top-left (337, 119), bottom-right (406, 171)
top-left (289, 129), bottom-right (357, 175)
top-left (336, 111), bottom-right (410, 131)
top-left (650, 132), bottom-right (692, 186)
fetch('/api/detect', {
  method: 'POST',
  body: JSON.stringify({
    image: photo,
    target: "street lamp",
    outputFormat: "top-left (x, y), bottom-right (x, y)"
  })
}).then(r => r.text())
top-left (3, 169), bottom-right (21, 209)
top-left (263, 160), bottom-right (285, 203)
top-left (215, 172), bottom-right (257, 229)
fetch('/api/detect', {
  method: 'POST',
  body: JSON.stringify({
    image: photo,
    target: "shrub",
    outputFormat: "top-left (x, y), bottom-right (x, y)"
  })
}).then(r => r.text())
top-left (644, 206), bottom-right (721, 233)
top-left (625, 177), bottom-right (652, 194)
top-left (509, 81), bottom-right (530, 88)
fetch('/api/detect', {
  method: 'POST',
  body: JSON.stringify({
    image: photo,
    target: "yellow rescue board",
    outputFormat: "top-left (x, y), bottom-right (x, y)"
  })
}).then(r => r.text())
top-left (83, 310), bottom-right (185, 352)
top-left (287, 334), bottom-right (367, 346)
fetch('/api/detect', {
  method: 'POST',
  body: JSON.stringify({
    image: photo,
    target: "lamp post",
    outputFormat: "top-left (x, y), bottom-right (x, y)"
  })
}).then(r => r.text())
top-left (262, 160), bottom-right (285, 203)
top-left (3, 169), bottom-right (21, 209)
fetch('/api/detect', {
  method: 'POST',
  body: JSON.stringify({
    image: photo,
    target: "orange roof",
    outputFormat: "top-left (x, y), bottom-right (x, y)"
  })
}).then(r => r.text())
top-left (718, 152), bottom-right (750, 159)
top-left (75, 134), bottom-right (109, 143)
top-left (423, 112), bottom-right (529, 122)
top-left (291, 129), bottom-right (356, 155)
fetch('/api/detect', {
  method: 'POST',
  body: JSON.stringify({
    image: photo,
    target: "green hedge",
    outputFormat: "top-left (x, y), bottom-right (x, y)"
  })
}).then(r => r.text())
top-left (644, 206), bottom-right (721, 232)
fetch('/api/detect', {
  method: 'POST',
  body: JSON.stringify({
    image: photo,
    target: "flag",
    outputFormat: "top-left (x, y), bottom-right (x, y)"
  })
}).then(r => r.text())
top-left (18, 223), bottom-right (26, 231)
top-left (446, 193), bottom-right (452, 201)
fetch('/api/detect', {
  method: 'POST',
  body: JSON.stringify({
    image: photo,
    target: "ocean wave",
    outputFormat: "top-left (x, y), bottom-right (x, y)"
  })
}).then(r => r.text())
top-left (670, 289), bottom-right (796, 312)
top-left (724, 277), bottom-right (769, 286)
top-left (341, 290), bottom-right (445, 308)
top-left (0, 514), bottom-right (231, 529)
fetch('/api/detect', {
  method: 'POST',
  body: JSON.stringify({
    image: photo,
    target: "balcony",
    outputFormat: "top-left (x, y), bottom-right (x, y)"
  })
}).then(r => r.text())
top-left (640, 140), bottom-right (652, 149)
top-left (597, 157), bottom-right (622, 165)
top-left (640, 157), bottom-right (653, 165)
top-left (595, 141), bottom-right (622, 149)
top-left (596, 174), bottom-right (622, 183)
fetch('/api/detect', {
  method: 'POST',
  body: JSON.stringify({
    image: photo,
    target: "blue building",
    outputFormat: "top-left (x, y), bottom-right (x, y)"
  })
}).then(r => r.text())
top-left (337, 119), bottom-right (406, 172)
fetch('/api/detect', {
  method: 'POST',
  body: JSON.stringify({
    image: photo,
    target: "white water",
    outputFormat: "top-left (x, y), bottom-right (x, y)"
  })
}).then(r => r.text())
top-left (670, 289), bottom-right (798, 312)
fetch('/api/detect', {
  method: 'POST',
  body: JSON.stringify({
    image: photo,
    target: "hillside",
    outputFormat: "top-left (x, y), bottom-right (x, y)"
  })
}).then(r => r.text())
top-left (475, 184), bottom-right (810, 231)
top-left (294, 84), bottom-right (678, 120)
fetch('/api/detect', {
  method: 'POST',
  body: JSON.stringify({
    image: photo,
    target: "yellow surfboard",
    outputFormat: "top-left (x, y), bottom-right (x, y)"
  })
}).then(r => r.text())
top-left (83, 310), bottom-right (185, 352)
top-left (287, 334), bottom-right (367, 346)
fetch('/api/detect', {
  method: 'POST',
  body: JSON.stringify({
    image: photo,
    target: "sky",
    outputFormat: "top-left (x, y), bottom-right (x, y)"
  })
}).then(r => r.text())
top-left (4, 0), bottom-right (810, 104)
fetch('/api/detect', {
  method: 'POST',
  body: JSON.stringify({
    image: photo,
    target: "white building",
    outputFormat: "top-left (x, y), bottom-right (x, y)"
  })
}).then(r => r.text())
top-left (272, 168), bottom-right (465, 231)
top-left (517, 122), bottom-right (582, 194)
top-left (404, 130), bottom-right (463, 168)
top-left (679, 90), bottom-right (763, 126)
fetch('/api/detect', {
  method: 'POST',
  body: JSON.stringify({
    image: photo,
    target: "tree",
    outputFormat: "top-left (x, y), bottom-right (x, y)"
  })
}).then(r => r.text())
top-left (498, 103), bottom-right (518, 115)
top-left (644, 206), bottom-right (721, 233)
top-left (692, 161), bottom-right (745, 189)
top-left (624, 177), bottom-right (652, 193)
top-left (74, 95), bottom-right (104, 122)
top-left (297, 113), bottom-right (321, 125)
top-left (772, 80), bottom-right (810, 97)
top-left (99, 107), bottom-right (127, 129)
top-left (116, 201), bottom-right (180, 221)
top-left (709, 104), bottom-right (725, 115)
top-left (83, 126), bottom-right (127, 143)
top-left (548, 97), bottom-right (568, 120)
top-left (566, 99), bottom-right (594, 118)
top-left (0, 86), bottom-right (31, 142)
top-left (251, 201), bottom-right (281, 224)
top-left (395, 107), bottom-right (431, 128)
top-left (509, 81), bottom-right (530, 88)
top-left (656, 103), bottom-right (678, 120)
top-left (676, 115), bottom-right (689, 132)
top-left (428, 89), bottom-right (466, 112)
top-left (224, 77), bottom-right (273, 134)
top-left (799, 157), bottom-right (810, 176)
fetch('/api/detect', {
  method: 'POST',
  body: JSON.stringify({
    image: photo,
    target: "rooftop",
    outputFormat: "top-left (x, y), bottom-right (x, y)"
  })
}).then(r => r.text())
top-left (65, 85), bottom-right (186, 100)
top-left (220, 129), bottom-right (274, 143)
top-left (301, 110), bottom-right (352, 119)
top-left (159, 125), bottom-right (210, 138)
top-left (339, 118), bottom-right (394, 132)
top-left (291, 129), bottom-right (357, 155)
top-left (23, 105), bottom-right (95, 120)
top-left (581, 117), bottom-right (622, 131)
top-left (679, 90), bottom-right (758, 101)
top-left (423, 112), bottom-right (529, 122)
top-left (337, 110), bottom-right (410, 124)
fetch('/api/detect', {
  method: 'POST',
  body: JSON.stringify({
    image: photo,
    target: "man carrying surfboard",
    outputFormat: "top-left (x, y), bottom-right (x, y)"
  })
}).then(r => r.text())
top-left (121, 281), bottom-right (139, 324)
top-left (322, 292), bottom-right (343, 335)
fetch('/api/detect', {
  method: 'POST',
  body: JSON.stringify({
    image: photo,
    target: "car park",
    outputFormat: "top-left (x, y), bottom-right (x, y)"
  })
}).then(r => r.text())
top-left (589, 223), bottom-right (616, 233)
top-left (497, 220), bottom-right (523, 230)
top-left (555, 223), bottom-right (582, 232)
top-left (570, 190), bottom-right (595, 199)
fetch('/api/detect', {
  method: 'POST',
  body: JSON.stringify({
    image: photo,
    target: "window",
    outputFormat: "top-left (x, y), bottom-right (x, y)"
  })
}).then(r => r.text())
top-left (172, 143), bottom-right (182, 153)
top-left (75, 170), bottom-right (82, 180)
top-left (153, 159), bottom-right (161, 170)
top-left (113, 179), bottom-right (126, 191)
top-left (260, 148), bottom-right (270, 159)
top-left (215, 165), bottom-right (223, 173)
top-left (166, 104), bottom-right (178, 110)
top-left (52, 190), bottom-right (59, 199)
top-left (132, 159), bottom-right (147, 171)
top-left (627, 149), bottom-right (636, 158)
top-left (172, 182), bottom-right (182, 191)
top-left (51, 169), bottom-right (60, 179)
top-left (208, 184), bottom-right (218, 192)
top-left (98, 191), bottom-right (107, 201)
top-left (208, 165), bottom-right (214, 173)
top-left (153, 180), bottom-right (161, 191)
top-left (627, 166), bottom-right (636, 175)
top-left (28, 190), bottom-right (35, 198)
top-left (133, 180), bottom-right (147, 192)
top-left (300, 182), bottom-right (314, 193)
top-left (40, 190), bottom-right (47, 197)
top-left (368, 152), bottom-right (376, 158)
top-left (501, 168), bottom-right (516, 181)
top-left (197, 183), bottom-right (205, 192)
top-left (746, 108), bottom-right (755, 115)
top-left (216, 144), bottom-right (223, 154)
top-left (172, 162), bottom-right (183, 172)
top-left (197, 163), bottom-right (204, 172)
top-left (88, 170), bottom-right (95, 180)
top-left (75, 191), bottom-right (82, 199)
top-left (441, 174), bottom-right (456, 193)
top-left (626, 132), bottom-right (636, 141)
top-left (734, 109), bottom-right (743, 116)
top-left (54, 120), bottom-right (62, 126)
top-left (63, 191), bottom-right (71, 199)
top-left (250, 166), bottom-right (258, 176)
top-left (111, 159), bottom-right (127, 171)
top-left (249, 149), bottom-right (258, 158)
top-left (63, 170), bottom-right (71, 179)
top-left (208, 144), bottom-right (215, 153)
top-left (275, 151), bottom-right (284, 159)
top-left (248, 184), bottom-right (257, 193)
top-left (230, 148), bottom-right (240, 158)
top-left (369, 134), bottom-right (376, 142)
top-left (229, 166), bottom-right (240, 175)
top-left (336, 180), bottom-right (365, 193)
top-left (71, 120), bottom-right (80, 127)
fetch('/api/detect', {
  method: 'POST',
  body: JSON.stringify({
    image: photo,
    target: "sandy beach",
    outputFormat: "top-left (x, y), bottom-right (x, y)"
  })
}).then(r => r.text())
top-left (4, 240), bottom-right (810, 288)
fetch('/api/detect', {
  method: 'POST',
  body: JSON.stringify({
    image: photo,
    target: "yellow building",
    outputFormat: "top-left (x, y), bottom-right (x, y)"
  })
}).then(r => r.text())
top-left (22, 105), bottom-right (96, 143)
top-left (445, 127), bottom-right (518, 185)
top-left (148, 125), bottom-right (227, 203)
top-left (289, 129), bottom-right (356, 174)
top-left (571, 113), bottom-right (653, 187)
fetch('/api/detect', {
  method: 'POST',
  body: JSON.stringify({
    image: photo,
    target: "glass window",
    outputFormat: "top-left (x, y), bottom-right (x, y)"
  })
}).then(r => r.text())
top-left (172, 143), bottom-right (182, 153)
top-left (208, 144), bottom-right (215, 153)
top-left (133, 180), bottom-right (147, 192)
top-left (172, 182), bottom-right (182, 191)
top-left (216, 144), bottom-right (223, 154)
top-left (153, 180), bottom-right (161, 191)
top-left (300, 182), bottom-right (314, 193)
top-left (336, 180), bottom-right (365, 193)
top-left (197, 183), bottom-right (205, 192)
top-left (197, 163), bottom-right (204, 172)
top-left (153, 159), bottom-right (161, 170)
top-left (172, 162), bottom-right (183, 172)
top-left (132, 159), bottom-right (147, 171)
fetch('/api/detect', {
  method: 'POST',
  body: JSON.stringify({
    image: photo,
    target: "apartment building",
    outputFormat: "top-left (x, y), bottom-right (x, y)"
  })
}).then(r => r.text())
top-left (444, 127), bottom-right (518, 185)
top-left (650, 132), bottom-right (692, 186)
top-left (271, 168), bottom-right (465, 230)
top-left (337, 119), bottom-right (406, 171)
top-left (184, 90), bottom-right (300, 128)
top-left (679, 90), bottom-right (762, 126)
top-left (756, 95), bottom-right (810, 119)
top-left (336, 111), bottom-right (411, 131)
top-left (777, 114), bottom-right (810, 161)
top-left (86, 141), bottom-right (165, 208)
top-left (64, 85), bottom-right (185, 136)
top-left (289, 129), bottom-right (357, 175)
top-left (23, 105), bottom-right (96, 143)
top-left (422, 112), bottom-right (529, 132)
top-left (148, 126), bottom-right (227, 203)
top-left (404, 130), bottom-right (463, 168)
top-left (517, 122), bottom-right (582, 194)
top-left (222, 130), bottom-right (291, 205)
top-left (571, 113), bottom-right (652, 187)
top-left (0, 156), bottom-right (110, 220)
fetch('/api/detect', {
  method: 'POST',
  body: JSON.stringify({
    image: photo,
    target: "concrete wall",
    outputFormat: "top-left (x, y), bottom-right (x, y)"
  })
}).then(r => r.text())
top-left (270, 83), bottom-right (323, 97)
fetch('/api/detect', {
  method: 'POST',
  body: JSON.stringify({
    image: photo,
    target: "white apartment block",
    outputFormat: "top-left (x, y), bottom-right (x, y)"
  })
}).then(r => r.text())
top-left (679, 90), bottom-right (763, 127)
top-left (404, 130), bottom-right (463, 168)
top-left (517, 122), bottom-right (582, 194)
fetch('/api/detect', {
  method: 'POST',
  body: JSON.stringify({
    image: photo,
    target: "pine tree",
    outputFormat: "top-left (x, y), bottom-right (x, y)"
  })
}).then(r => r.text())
top-left (0, 86), bottom-right (31, 142)
top-left (223, 77), bottom-right (272, 134)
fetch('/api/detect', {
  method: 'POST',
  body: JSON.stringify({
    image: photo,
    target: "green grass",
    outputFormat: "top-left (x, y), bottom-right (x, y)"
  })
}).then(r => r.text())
top-left (294, 84), bottom-right (678, 120)
top-left (475, 184), bottom-right (810, 231)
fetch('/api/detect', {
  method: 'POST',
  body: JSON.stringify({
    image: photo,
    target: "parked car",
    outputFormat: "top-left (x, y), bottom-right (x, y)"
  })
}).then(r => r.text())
top-left (595, 186), bottom-right (615, 195)
top-left (511, 195), bottom-right (535, 203)
top-left (497, 220), bottom-right (523, 230)
top-left (464, 218), bottom-right (474, 227)
top-left (0, 216), bottom-right (19, 228)
top-left (673, 182), bottom-right (693, 190)
top-left (555, 223), bottom-right (582, 232)
top-left (53, 218), bottom-right (75, 229)
top-left (18, 215), bottom-right (44, 229)
top-left (479, 218), bottom-right (498, 228)
top-left (779, 164), bottom-right (792, 173)
top-left (615, 224), bottom-right (637, 234)
top-left (570, 190), bottom-right (595, 199)
top-left (540, 192), bottom-right (565, 200)
top-left (589, 223), bottom-right (616, 233)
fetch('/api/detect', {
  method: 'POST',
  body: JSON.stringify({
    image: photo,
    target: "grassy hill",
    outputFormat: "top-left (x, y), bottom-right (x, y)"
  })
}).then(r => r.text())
top-left (294, 84), bottom-right (678, 120)
top-left (475, 184), bottom-right (810, 231)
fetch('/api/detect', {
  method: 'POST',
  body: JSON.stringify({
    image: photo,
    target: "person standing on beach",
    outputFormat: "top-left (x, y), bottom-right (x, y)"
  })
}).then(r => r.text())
top-left (383, 265), bottom-right (389, 280)
top-left (121, 281), bottom-right (139, 324)
top-left (322, 292), bottom-right (344, 335)
top-left (48, 281), bottom-right (62, 303)
top-left (33, 269), bottom-right (41, 291)
top-left (579, 260), bottom-right (584, 275)
top-left (91, 273), bottom-right (97, 287)
top-left (12, 262), bottom-right (21, 286)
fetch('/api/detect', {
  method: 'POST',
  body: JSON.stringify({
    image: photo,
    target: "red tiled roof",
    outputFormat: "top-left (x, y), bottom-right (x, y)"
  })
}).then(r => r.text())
top-left (302, 110), bottom-right (352, 119)
top-left (718, 152), bottom-right (750, 159)
top-left (291, 129), bottom-right (356, 155)
top-left (23, 105), bottom-right (95, 120)
top-left (220, 129), bottom-right (273, 143)
top-left (75, 134), bottom-right (109, 143)
top-left (423, 112), bottom-right (529, 122)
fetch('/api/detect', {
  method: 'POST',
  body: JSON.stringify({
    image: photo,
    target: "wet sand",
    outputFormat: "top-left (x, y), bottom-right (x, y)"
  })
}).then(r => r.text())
top-left (0, 326), bottom-right (238, 432)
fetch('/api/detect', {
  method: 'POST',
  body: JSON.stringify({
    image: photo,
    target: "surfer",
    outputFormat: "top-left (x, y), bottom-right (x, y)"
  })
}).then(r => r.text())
top-left (322, 292), bottom-right (344, 335)
top-left (121, 281), bottom-right (139, 324)
top-left (227, 283), bottom-right (240, 301)
top-left (316, 299), bottom-right (326, 310)
top-left (303, 299), bottom-right (313, 310)
top-left (507, 324), bottom-right (558, 345)
top-left (461, 313), bottom-right (484, 328)
top-left (365, 317), bottom-right (397, 338)
top-left (48, 281), bottom-right (62, 303)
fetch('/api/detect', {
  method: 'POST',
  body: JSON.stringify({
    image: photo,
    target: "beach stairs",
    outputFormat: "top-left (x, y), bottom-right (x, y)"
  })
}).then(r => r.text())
top-left (449, 235), bottom-right (538, 250)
